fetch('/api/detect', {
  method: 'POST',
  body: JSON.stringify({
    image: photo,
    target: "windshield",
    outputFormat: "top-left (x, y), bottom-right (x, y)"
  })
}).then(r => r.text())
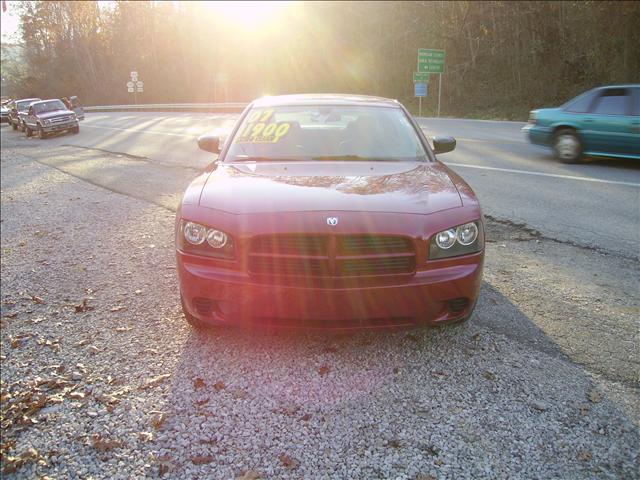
top-left (33, 100), bottom-right (66, 114)
top-left (17, 100), bottom-right (38, 111)
top-left (225, 105), bottom-right (428, 162)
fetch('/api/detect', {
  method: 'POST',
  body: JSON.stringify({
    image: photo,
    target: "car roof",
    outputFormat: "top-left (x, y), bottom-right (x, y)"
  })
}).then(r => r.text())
top-left (594, 84), bottom-right (639, 89)
top-left (16, 98), bottom-right (41, 103)
top-left (252, 94), bottom-right (401, 108)
top-left (32, 99), bottom-right (63, 105)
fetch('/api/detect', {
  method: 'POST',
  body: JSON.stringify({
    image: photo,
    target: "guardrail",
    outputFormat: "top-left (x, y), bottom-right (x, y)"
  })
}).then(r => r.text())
top-left (84, 103), bottom-right (248, 113)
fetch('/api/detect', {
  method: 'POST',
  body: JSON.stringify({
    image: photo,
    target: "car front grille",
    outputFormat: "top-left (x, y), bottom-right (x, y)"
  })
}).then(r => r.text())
top-left (248, 234), bottom-right (415, 277)
top-left (48, 115), bottom-right (73, 124)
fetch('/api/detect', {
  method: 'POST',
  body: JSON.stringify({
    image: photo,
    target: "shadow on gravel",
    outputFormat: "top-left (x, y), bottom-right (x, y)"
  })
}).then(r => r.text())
top-left (150, 284), bottom-right (639, 479)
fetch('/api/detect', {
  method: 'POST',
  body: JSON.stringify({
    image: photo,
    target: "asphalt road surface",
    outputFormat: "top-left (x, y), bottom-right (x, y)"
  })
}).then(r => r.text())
top-left (10, 111), bottom-right (639, 259)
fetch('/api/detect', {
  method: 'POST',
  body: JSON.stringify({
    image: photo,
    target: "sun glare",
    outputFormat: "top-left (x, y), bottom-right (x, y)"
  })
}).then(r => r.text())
top-left (204, 1), bottom-right (294, 29)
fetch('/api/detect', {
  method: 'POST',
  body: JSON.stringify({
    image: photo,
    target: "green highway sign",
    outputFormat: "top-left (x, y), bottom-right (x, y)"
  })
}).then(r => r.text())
top-left (413, 72), bottom-right (430, 83)
top-left (418, 48), bottom-right (445, 73)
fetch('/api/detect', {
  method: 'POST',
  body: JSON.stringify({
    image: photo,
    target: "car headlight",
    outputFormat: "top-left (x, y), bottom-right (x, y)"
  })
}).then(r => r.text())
top-left (178, 220), bottom-right (235, 260)
top-left (42, 119), bottom-right (50, 125)
top-left (528, 112), bottom-right (537, 125)
top-left (429, 221), bottom-right (483, 260)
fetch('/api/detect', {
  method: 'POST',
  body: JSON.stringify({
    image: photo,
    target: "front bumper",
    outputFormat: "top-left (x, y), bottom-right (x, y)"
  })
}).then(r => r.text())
top-left (42, 121), bottom-right (78, 132)
top-left (522, 123), bottom-right (553, 146)
top-left (178, 251), bottom-right (484, 330)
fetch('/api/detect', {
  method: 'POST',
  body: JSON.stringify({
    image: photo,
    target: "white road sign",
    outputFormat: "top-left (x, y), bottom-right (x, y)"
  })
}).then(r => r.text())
top-left (130, 70), bottom-right (138, 77)
top-left (127, 81), bottom-right (134, 88)
top-left (136, 81), bottom-right (144, 88)
top-left (127, 87), bottom-right (134, 93)
top-left (137, 87), bottom-right (143, 93)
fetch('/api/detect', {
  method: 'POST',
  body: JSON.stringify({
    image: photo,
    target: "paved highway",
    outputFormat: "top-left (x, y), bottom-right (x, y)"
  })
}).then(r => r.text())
top-left (3, 111), bottom-right (639, 258)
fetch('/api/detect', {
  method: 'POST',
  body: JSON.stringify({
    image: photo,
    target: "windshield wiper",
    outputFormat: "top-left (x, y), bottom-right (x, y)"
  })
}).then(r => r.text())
top-left (230, 156), bottom-right (305, 162)
top-left (311, 155), bottom-right (395, 162)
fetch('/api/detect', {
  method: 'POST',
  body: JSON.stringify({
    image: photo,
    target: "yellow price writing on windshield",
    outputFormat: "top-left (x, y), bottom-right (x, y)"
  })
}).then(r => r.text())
top-left (234, 121), bottom-right (290, 144)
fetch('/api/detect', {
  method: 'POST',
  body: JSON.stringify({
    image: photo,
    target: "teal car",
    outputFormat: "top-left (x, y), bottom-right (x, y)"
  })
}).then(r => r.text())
top-left (523, 84), bottom-right (640, 163)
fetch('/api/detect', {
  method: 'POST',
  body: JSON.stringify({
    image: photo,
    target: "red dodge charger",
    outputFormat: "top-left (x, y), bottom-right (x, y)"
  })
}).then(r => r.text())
top-left (176, 94), bottom-right (484, 330)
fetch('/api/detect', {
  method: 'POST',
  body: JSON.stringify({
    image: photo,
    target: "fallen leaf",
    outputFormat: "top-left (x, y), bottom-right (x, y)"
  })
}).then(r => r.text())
top-left (190, 455), bottom-right (214, 465)
top-left (301, 413), bottom-right (312, 421)
top-left (69, 391), bottom-right (86, 400)
top-left (588, 389), bottom-right (602, 404)
top-left (213, 381), bottom-right (226, 391)
top-left (151, 412), bottom-right (167, 430)
top-left (278, 453), bottom-right (298, 470)
top-left (74, 339), bottom-right (90, 347)
top-left (482, 370), bottom-right (496, 381)
top-left (318, 365), bottom-right (330, 377)
top-left (194, 378), bottom-right (206, 389)
top-left (87, 345), bottom-right (101, 354)
top-left (274, 404), bottom-right (300, 416)
top-left (31, 295), bottom-right (45, 304)
top-left (140, 374), bottom-right (171, 390)
top-left (74, 298), bottom-right (94, 313)
top-left (114, 326), bottom-right (132, 332)
top-left (110, 306), bottom-right (126, 312)
top-left (236, 470), bottom-right (261, 480)
top-left (195, 398), bottom-right (210, 406)
top-left (91, 434), bottom-right (123, 452)
top-left (138, 432), bottom-right (153, 442)
top-left (578, 449), bottom-right (592, 462)
top-left (386, 439), bottom-right (401, 448)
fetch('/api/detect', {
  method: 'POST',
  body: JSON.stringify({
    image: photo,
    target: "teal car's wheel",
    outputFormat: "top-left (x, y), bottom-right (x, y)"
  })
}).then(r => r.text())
top-left (553, 129), bottom-right (583, 163)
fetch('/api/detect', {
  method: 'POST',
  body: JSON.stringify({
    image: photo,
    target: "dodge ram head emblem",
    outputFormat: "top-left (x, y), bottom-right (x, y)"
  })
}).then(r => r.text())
top-left (326, 217), bottom-right (338, 226)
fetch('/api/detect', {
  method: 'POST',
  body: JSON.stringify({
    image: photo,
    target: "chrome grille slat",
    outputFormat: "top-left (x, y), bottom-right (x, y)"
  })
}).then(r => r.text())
top-left (249, 234), bottom-right (415, 277)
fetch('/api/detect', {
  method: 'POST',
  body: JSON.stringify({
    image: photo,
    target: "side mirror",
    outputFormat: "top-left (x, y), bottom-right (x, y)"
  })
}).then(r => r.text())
top-left (433, 136), bottom-right (456, 155)
top-left (197, 134), bottom-right (221, 154)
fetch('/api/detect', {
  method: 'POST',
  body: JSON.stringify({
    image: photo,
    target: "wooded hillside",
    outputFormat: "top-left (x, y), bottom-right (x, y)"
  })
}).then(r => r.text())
top-left (2, 1), bottom-right (639, 119)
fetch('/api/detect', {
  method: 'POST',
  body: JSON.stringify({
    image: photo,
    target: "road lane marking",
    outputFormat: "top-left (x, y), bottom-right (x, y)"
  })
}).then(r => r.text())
top-left (445, 162), bottom-right (640, 187)
top-left (82, 124), bottom-right (195, 138)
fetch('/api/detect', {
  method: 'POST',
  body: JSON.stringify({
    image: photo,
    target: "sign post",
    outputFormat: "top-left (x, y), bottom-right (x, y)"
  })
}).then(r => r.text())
top-left (417, 49), bottom-right (445, 117)
top-left (414, 82), bottom-right (427, 116)
top-left (127, 70), bottom-right (143, 104)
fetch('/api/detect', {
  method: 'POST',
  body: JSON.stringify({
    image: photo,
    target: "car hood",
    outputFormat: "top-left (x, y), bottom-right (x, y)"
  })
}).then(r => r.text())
top-left (38, 109), bottom-right (74, 119)
top-left (198, 161), bottom-right (462, 215)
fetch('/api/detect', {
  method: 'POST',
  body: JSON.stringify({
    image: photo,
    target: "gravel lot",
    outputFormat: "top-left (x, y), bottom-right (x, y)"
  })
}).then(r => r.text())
top-left (1, 138), bottom-right (639, 479)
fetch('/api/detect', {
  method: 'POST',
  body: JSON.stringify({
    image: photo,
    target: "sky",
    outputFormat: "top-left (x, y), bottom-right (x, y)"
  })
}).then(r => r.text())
top-left (1, 1), bottom-right (21, 43)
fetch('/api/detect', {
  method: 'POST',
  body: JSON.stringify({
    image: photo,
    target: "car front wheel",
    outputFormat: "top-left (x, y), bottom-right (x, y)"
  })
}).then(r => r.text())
top-left (553, 129), bottom-right (583, 163)
top-left (72, 125), bottom-right (80, 134)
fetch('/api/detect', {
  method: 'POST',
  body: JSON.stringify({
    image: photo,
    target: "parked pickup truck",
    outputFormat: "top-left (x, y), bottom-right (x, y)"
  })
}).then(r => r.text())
top-left (8, 97), bottom-right (41, 130)
top-left (23, 99), bottom-right (79, 139)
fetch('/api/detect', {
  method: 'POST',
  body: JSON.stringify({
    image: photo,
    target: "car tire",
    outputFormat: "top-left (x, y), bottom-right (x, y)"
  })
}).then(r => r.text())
top-left (37, 125), bottom-right (47, 139)
top-left (24, 125), bottom-right (32, 138)
top-left (180, 294), bottom-right (212, 330)
top-left (72, 125), bottom-right (80, 134)
top-left (553, 128), bottom-right (583, 163)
